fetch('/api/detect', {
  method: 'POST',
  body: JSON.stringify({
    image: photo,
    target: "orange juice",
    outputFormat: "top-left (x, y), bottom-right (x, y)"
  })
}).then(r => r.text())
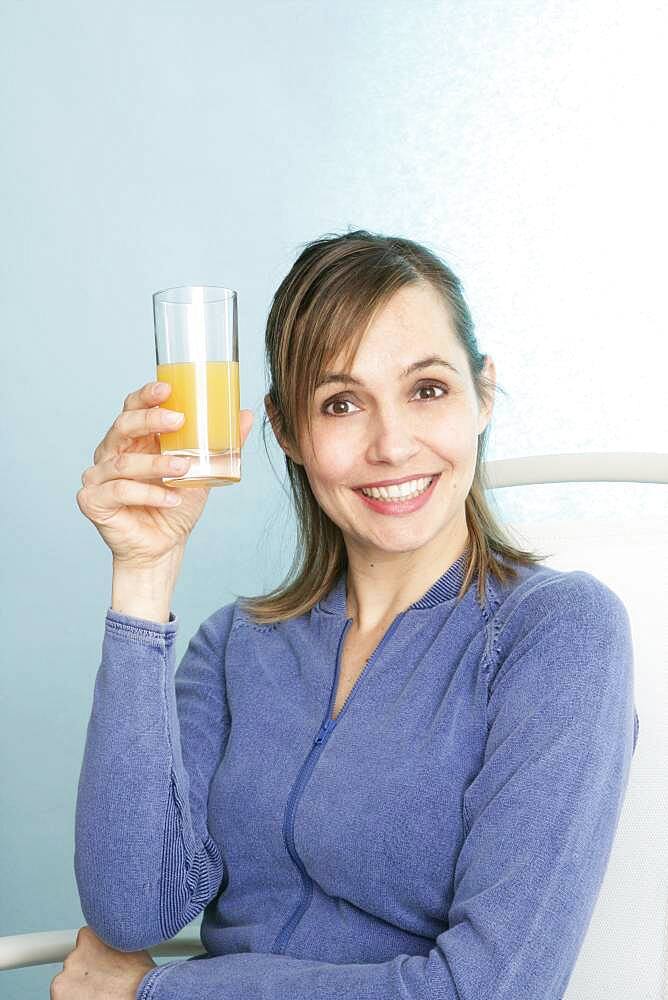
top-left (156, 360), bottom-right (241, 486)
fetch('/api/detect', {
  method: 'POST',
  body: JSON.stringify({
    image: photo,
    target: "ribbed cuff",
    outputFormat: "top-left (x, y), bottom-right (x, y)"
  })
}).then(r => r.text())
top-left (105, 607), bottom-right (178, 640)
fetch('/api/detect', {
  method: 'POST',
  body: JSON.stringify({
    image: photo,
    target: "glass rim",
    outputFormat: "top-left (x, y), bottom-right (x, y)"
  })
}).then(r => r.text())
top-left (153, 284), bottom-right (237, 305)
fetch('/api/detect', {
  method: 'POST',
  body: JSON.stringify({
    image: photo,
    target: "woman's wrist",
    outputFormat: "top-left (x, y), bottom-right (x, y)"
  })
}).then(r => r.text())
top-left (111, 549), bottom-right (184, 623)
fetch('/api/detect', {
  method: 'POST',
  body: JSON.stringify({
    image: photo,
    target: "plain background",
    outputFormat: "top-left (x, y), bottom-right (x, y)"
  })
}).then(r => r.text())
top-left (2, 2), bottom-right (666, 997)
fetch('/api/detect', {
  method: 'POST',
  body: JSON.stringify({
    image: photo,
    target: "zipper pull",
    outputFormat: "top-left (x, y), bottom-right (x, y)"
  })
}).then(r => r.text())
top-left (314, 719), bottom-right (335, 745)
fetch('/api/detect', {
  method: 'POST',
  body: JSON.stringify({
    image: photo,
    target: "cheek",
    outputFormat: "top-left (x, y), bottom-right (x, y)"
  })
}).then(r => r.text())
top-left (304, 434), bottom-right (353, 484)
top-left (428, 413), bottom-right (477, 459)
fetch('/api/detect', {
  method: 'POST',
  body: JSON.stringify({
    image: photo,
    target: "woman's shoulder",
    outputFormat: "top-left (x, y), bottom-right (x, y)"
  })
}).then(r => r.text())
top-left (190, 598), bottom-right (262, 644)
top-left (487, 554), bottom-right (629, 626)
top-left (198, 597), bottom-right (289, 637)
top-left (482, 558), bottom-right (636, 756)
top-left (484, 557), bottom-right (632, 679)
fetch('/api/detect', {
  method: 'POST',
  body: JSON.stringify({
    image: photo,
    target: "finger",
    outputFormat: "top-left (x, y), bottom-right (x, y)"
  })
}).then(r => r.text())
top-left (240, 409), bottom-right (254, 445)
top-left (92, 382), bottom-right (172, 466)
top-left (82, 451), bottom-right (191, 488)
top-left (79, 478), bottom-right (183, 514)
top-left (94, 404), bottom-right (184, 466)
top-left (122, 380), bottom-right (172, 413)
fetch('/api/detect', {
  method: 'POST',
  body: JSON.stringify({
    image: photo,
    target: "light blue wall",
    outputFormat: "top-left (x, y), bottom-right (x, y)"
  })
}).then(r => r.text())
top-left (2, 2), bottom-right (664, 997)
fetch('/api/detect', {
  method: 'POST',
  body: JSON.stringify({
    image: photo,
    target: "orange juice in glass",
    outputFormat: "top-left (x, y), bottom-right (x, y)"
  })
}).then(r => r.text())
top-left (153, 286), bottom-right (241, 487)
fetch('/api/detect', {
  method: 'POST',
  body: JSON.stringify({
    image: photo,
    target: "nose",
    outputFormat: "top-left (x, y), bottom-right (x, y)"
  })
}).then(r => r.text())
top-left (364, 406), bottom-right (421, 467)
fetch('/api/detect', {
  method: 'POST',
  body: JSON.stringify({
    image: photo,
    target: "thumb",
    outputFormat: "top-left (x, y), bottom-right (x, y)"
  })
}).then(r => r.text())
top-left (240, 408), bottom-right (255, 444)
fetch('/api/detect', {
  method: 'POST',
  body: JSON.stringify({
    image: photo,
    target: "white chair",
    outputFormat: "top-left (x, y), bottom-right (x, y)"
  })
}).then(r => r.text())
top-left (2, 452), bottom-right (666, 999)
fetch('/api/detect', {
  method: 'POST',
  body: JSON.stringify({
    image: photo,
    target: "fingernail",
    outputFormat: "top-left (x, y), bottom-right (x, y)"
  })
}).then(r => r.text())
top-left (153, 382), bottom-right (168, 396)
top-left (164, 411), bottom-right (184, 424)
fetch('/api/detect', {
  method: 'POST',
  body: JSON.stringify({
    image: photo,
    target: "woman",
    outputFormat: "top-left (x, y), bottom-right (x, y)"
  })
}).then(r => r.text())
top-left (56, 231), bottom-right (639, 999)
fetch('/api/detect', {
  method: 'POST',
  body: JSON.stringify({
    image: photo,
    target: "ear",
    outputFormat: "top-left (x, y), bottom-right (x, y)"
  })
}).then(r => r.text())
top-left (477, 355), bottom-right (496, 435)
top-left (264, 393), bottom-right (303, 465)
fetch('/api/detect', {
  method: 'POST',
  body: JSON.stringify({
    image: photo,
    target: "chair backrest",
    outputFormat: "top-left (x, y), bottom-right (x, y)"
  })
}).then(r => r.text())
top-left (482, 452), bottom-right (668, 1000)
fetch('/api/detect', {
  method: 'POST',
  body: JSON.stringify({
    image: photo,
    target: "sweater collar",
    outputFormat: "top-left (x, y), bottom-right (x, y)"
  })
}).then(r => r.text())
top-left (317, 545), bottom-right (472, 617)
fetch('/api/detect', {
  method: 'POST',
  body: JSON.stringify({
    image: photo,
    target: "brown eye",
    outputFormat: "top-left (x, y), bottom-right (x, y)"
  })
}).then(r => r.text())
top-left (322, 398), bottom-right (359, 416)
top-left (416, 384), bottom-right (448, 400)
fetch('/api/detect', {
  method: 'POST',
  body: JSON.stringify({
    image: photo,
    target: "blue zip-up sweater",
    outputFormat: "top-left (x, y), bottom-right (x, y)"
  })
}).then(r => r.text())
top-left (74, 551), bottom-right (639, 1000)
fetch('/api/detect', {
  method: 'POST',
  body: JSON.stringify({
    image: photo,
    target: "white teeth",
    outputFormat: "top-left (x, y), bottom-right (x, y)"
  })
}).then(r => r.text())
top-left (360, 476), bottom-right (434, 501)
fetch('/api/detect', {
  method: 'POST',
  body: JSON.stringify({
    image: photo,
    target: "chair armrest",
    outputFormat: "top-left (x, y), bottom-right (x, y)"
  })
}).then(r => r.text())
top-left (0, 928), bottom-right (205, 971)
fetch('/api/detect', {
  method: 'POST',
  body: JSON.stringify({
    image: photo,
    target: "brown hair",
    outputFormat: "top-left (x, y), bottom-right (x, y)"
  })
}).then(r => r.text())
top-left (235, 229), bottom-right (546, 624)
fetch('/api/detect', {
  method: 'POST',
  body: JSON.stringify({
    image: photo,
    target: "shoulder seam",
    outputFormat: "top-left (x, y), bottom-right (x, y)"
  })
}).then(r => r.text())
top-left (231, 613), bottom-right (276, 633)
top-left (481, 573), bottom-right (576, 679)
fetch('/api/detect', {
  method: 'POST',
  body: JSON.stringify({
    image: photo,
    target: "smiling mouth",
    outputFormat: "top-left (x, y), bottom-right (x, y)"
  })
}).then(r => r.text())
top-left (354, 472), bottom-right (441, 490)
top-left (354, 473), bottom-right (439, 501)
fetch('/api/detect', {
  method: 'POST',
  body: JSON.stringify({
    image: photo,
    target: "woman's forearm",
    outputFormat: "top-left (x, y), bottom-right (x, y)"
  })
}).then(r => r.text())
top-left (74, 604), bottom-right (234, 951)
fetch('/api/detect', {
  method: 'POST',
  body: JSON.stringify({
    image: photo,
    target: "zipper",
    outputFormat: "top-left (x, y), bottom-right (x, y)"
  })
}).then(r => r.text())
top-left (320, 610), bottom-right (408, 735)
top-left (314, 717), bottom-right (337, 744)
top-left (269, 618), bottom-right (352, 954)
top-left (271, 610), bottom-right (408, 954)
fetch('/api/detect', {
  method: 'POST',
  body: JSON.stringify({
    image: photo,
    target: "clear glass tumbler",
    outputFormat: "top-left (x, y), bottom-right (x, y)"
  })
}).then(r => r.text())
top-left (153, 285), bottom-right (240, 488)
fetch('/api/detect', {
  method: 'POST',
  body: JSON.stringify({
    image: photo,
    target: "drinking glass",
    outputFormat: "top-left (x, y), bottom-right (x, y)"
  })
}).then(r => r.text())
top-left (153, 285), bottom-right (241, 487)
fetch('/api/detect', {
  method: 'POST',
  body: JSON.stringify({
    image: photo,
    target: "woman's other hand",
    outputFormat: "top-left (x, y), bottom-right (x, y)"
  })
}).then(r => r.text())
top-left (50, 925), bottom-right (156, 999)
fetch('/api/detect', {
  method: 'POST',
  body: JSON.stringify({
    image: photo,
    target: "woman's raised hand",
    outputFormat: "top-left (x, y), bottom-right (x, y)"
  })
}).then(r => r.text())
top-left (76, 380), bottom-right (254, 570)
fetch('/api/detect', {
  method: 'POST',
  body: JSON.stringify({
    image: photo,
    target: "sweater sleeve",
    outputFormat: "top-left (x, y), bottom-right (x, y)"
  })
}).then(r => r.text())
top-left (135, 571), bottom-right (639, 1000)
top-left (74, 602), bottom-right (236, 951)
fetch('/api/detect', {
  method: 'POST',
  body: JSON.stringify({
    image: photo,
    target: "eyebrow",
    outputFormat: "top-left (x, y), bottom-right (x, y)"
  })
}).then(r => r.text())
top-left (315, 354), bottom-right (461, 389)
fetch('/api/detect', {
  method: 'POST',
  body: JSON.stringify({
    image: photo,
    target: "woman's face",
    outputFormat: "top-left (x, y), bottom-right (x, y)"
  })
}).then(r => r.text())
top-left (273, 280), bottom-right (495, 563)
